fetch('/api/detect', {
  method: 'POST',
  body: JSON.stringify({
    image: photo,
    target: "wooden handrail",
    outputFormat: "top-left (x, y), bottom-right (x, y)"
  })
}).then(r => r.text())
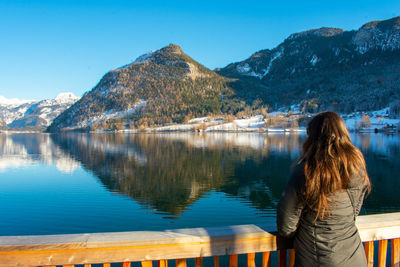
top-left (0, 212), bottom-right (400, 267)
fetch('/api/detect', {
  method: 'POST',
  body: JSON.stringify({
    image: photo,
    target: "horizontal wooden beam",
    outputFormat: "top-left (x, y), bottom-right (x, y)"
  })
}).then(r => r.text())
top-left (0, 213), bottom-right (399, 266)
top-left (357, 213), bottom-right (400, 242)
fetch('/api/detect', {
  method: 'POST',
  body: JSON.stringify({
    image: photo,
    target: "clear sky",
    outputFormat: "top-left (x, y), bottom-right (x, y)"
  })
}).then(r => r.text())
top-left (1, 0), bottom-right (399, 100)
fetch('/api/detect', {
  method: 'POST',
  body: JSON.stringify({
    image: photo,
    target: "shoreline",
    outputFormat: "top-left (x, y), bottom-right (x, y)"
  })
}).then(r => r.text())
top-left (1, 128), bottom-right (399, 134)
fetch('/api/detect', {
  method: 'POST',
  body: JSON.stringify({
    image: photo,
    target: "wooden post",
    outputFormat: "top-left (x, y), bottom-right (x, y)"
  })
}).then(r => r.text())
top-left (262, 252), bottom-right (271, 267)
top-left (229, 254), bottom-right (238, 267)
top-left (364, 241), bottom-right (374, 267)
top-left (103, 264), bottom-right (110, 267)
top-left (141, 261), bottom-right (152, 267)
top-left (195, 257), bottom-right (203, 267)
top-left (213, 256), bottom-right (220, 267)
top-left (84, 265), bottom-right (91, 267)
top-left (279, 249), bottom-right (287, 267)
top-left (289, 249), bottom-right (295, 267)
top-left (247, 253), bottom-right (256, 267)
top-left (158, 260), bottom-right (168, 267)
top-left (176, 259), bottom-right (187, 267)
top-left (379, 239), bottom-right (388, 267)
top-left (122, 262), bottom-right (131, 267)
top-left (393, 238), bottom-right (400, 267)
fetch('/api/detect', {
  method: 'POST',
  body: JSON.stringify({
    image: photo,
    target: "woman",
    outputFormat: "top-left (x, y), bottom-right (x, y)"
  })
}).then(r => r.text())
top-left (277, 111), bottom-right (371, 267)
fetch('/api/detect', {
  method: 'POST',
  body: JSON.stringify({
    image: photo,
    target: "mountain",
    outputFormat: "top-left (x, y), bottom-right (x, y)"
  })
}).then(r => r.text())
top-left (0, 97), bottom-right (36, 125)
top-left (217, 16), bottom-right (400, 113)
top-left (0, 93), bottom-right (79, 130)
top-left (48, 16), bottom-right (400, 131)
top-left (48, 44), bottom-right (241, 132)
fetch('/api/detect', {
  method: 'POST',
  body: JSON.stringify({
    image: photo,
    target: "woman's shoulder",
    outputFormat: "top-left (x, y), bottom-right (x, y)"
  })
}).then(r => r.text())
top-left (347, 170), bottom-right (368, 189)
top-left (292, 160), bottom-right (305, 176)
top-left (289, 161), bottom-right (306, 189)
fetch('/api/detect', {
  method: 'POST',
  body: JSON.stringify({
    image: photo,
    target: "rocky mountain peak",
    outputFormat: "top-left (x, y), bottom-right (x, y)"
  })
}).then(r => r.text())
top-left (161, 43), bottom-right (184, 55)
top-left (54, 92), bottom-right (79, 103)
top-left (48, 43), bottom-right (233, 132)
top-left (287, 27), bottom-right (344, 40)
top-left (115, 44), bottom-right (188, 71)
top-left (361, 16), bottom-right (400, 31)
top-left (353, 16), bottom-right (400, 53)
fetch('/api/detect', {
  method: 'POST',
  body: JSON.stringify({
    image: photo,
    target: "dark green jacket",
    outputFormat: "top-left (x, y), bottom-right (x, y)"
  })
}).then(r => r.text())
top-left (277, 163), bottom-right (369, 267)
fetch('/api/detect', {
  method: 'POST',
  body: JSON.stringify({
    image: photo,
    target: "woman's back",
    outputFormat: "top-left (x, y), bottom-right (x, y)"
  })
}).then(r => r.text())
top-left (280, 164), bottom-right (368, 266)
top-left (277, 112), bottom-right (370, 267)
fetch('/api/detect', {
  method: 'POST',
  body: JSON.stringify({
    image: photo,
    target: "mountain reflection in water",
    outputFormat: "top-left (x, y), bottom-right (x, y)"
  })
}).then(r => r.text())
top-left (50, 133), bottom-right (302, 217)
top-left (49, 132), bottom-right (400, 216)
top-left (1, 132), bottom-right (400, 223)
top-left (0, 133), bottom-right (79, 172)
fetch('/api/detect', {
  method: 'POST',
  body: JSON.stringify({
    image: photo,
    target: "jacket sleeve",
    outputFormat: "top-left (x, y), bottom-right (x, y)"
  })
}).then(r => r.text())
top-left (276, 165), bottom-right (305, 238)
top-left (347, 173), bottom-right (369, 218)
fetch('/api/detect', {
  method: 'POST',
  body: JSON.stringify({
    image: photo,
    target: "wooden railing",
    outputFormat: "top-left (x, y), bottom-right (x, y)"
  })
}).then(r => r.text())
top-left (0, 212), bottom-right (399, 267)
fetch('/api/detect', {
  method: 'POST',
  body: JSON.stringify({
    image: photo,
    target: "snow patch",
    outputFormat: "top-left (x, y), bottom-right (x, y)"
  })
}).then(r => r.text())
top-left (342, 107), bottom-right (399, 131)
top-left (236, 63), bottom-right (251, 73)
top-left (116, 50), bottom-right (157, 70)
top-left (310, 55), bottom-right (319, 66)
top-left (188, 117), bottom-right (208, 124)
top-left (248, 72), bottom-right (264, 79)
top-left (333, 48), bottom-right (340, 56)
top-left (236, 51), bottom-right (282, 79)
top-left (77, 100), bottom-right (147, 128)
top-left (236, 63), bottom-right (264, 79)
top-left (134, 50), bottom-right (156, 63)
top-left (55, 92), bottom-right (79, 103)
top-left (263, 51), bottom-right (282, 77)
top-left (205, 115), bottom-right (266, 132)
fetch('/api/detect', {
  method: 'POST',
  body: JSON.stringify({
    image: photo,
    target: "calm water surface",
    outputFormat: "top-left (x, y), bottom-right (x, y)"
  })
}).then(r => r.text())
top-left (0, 132), bottom-right (399, 236)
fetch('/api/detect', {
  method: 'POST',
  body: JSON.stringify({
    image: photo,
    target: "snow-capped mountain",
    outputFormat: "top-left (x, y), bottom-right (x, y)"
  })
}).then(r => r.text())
top-left (353, 17), bottom-right (400, 53)
top-left (47, 44), bottom-right (235, 132)
top-left (0, 93), bottom-right (79, 129)
top-left (217, 16), bottom-right (400, 113)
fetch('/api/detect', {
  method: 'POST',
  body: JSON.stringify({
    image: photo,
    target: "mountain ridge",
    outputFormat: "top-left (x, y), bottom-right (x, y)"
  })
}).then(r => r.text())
top-left (7, 15), bottom-right (399, 132)
top-left (217, 16), bottom-right (400, 113)
top-left (48, 44), bottom-right (239, 132)
top-left (0, 93), bottom-right (79, 130)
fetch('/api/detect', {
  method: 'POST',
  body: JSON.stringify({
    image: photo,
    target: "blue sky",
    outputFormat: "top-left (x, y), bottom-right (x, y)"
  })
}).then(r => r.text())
top-left (0, 0), bottom-right (399, 100)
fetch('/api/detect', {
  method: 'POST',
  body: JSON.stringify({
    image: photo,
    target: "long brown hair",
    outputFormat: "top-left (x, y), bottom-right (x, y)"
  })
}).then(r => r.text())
top-left (300, 111), bottom-right (370, 220)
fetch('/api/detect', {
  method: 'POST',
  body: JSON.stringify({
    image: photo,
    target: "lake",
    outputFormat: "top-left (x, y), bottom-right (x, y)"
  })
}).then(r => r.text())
top-left (0, 132), bottom-right (399, 236)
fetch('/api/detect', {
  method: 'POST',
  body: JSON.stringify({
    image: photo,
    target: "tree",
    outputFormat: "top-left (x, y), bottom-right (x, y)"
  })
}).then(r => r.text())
top-left (390, 100), bottom-right (400, 118)
top-left (358, 114), bottom-right (371, 129)
top-left (290, 120), bottom-right (299, 129)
